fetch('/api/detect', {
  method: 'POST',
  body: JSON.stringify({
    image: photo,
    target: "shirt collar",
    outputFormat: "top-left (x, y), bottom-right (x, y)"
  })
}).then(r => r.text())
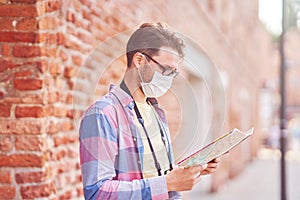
top-left (109, 84), bottom-right (160, 109)
top-left (110, 84), bottom-right (135, 109)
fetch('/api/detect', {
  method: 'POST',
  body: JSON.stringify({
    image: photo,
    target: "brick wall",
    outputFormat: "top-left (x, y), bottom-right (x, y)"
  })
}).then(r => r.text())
top-left (0, 0), bottom-right (164, 199)
top-left (286, 28), bottom-right (300, 109)
top-left (0, 0), bottom-right (274, 199)
top-left (1, 0), bottom-right (75, 199)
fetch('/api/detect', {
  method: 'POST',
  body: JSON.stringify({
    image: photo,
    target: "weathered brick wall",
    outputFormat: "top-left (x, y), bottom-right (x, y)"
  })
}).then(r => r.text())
top-left (0, 0), bottom-right (275, 199)
top-left (0, 1), bottom-right (55, 199)
top-left (0, 0), bottom-right (164, 199)
top-left (286, 28), bottom-right (300, 110)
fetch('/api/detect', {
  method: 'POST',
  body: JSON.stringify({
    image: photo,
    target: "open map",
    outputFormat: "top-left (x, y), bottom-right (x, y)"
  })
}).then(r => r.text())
top-left (177, 128), bottom-right (254, 167)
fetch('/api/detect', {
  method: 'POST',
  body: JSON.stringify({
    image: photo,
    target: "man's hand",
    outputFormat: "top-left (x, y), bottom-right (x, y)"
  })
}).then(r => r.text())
top-left (200, 157), bottom-right (220, 175)
top-left (165, 164), bottom-right (208, 191)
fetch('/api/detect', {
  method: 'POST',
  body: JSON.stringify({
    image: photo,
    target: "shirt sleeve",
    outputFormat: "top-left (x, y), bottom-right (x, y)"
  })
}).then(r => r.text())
top-left (79, 111), bottom-right (169, 200)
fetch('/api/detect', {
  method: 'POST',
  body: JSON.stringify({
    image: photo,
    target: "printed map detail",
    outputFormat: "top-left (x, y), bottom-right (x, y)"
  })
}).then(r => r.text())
top-left (178, 128), bottom-right (254, 167)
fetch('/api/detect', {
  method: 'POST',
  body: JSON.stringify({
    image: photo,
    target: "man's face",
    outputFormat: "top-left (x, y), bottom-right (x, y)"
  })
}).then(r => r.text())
top-left (139, 47), bottom-right (182, 83)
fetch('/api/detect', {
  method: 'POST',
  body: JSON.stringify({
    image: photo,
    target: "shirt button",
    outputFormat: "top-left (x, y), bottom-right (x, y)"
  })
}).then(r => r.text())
top-left (133, 137), bottom-right (136, 141)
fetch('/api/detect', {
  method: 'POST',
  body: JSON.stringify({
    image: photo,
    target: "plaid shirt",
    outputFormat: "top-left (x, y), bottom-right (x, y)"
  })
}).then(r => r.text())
top-left (79, 84), bottom-right (181, 200)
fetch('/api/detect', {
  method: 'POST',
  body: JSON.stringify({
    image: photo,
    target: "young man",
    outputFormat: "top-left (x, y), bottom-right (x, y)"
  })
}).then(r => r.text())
top-left (79, 22), bottom-right (220, 200)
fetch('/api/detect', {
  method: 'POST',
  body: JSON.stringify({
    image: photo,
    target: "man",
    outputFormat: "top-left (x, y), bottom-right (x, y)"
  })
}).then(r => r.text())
top-left (79, 22), bottom-right (220, 200)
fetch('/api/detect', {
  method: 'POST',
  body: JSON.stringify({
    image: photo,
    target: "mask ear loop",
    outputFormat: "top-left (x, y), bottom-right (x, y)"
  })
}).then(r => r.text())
top-left (136, 66), bottom-right (145, 85)
top-left (136, 54), bottom-right (154, 84)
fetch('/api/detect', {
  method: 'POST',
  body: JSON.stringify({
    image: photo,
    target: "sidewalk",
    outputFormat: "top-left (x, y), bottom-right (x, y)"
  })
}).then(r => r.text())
top-left (184, 149), bottom-right (300, 200)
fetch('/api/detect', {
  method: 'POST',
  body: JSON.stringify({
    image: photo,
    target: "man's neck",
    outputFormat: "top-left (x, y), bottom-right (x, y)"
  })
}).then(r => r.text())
top-left (123, 70), bottom-right (147, 103)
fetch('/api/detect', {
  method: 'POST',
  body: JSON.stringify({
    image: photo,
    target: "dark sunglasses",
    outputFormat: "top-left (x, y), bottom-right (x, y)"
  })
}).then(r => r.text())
top-left (141, 53), bottom-right (180, 78)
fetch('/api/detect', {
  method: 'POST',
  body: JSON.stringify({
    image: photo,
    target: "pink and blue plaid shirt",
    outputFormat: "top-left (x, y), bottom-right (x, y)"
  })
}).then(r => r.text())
top-left (79, 84), bottom-right (181, 200)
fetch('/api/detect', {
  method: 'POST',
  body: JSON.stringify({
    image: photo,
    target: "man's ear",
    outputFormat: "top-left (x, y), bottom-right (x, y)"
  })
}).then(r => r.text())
top-left (132, 52), bottom-right (145, 68)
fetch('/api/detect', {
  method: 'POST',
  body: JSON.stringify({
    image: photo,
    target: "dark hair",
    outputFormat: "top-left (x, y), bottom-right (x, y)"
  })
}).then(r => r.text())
top-left (126, 22), bottom-right (185, 67)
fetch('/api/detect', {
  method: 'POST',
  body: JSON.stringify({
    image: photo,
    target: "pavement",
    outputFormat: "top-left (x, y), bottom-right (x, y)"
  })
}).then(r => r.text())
top-left (183, 148), bottom-right (300, 200)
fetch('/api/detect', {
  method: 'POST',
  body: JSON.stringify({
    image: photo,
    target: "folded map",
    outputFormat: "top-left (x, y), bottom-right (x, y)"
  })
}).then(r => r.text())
top-left (177, 128), bottom-right (254, 167)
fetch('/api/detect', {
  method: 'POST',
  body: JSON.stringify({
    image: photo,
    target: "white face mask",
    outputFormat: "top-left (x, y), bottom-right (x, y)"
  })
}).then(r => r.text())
top-left (138, 69), bottom-right (173, 98)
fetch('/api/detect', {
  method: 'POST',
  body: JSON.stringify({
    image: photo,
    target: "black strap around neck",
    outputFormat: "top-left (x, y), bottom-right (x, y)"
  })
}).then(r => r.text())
top-left (120, 80), bottom-right (162, 176)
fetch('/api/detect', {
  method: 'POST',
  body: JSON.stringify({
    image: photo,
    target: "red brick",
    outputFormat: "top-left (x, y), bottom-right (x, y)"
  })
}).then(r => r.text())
top-left (78, 31), bottom-right (93, 44)
top-left (36, 0), bottom-right (60, 14)
top-left (16, 17), bottom-right (38, 31)
top-left (52, 106), bottom-right (67, 117)
top-left (0, 18), bottom-right (14, 30)
top-left (41, 46), bottom-right (57, 57)
top-left (0, 5), bottom-right (37, 17)
top-left (14, 78), bottom-right (43, 90)
top-left (39, 33), bottom-right (57, 44)
top-left (0, 31), bottom-right (39, 43)
top-left (56, 32), bottom-right (64, 45)
top-left (59, 49), bottom-right (68, 61)
top-left (79, 0), bottom-right (91, 7)
top-left (36, 60), bottom-right (48, 73)
top-left (77, 187), bottom-right (83, 197)
top-left (74, 19), bottom-right (89, 32)
top-left (0, 154), bottom-right (45, 167)
top-left (0, 171), bottom-right (11, 184)
top-left (72, 55), bottom-right (82, 66)
top-left (82, 9), bottom-right (92, 21)
top-left (45, 0), bottom-right (60, 12)
top-left (67, 146), bottom-right (78, 158)
top-left (0, 59), bottom-right (17, 72)
top-left (54, 134), bottom-right (76, 147)
top-left (66, 10), bottom-right (75, 22)
top-left (67, 79), bottom-right (74, 90)
top-left (0, 119), bottom-right (44, 135)
top-left (0, 186), bottom-right (16, 199)
top-left (15, 106), bottom-right (46, 118)
top-left (2, 43), bottom-right (11, 56)
top-left (66, 93), bottom-right (73, 104)
top-left (39, 16), bottom-right (57, 30)
top-left (0, 91), bottom-right (5, 99)
top-left (46, 120), bottom-right (73, 135)
top-left (57, 92), bottom-right (67, 102)
top-left (67, 109), bottom-right (74, 118)
top-left (20, 182), bottom-right (55, 199)
top-left (2, 93), bottom-right (45, 104)
top-left (46, 120), bottom-right (59, 134)
top-left (73, 0), bottom-right (81, 12)
top-left (16, 170), bottom-right (49, 184)
top-left (63, 36), bottom-right (81, 51)
top-left (52, 78), bottom-right (66, 90)
top-left (59, 190), bottom-right (72, 200)
top-left (3, 60), bottom-right (44, 73)
top-left (0, 119), bottom-right (45, 135)
top-left (90, 6), bottom-right (101, 18)
top-left (15, 136), bottom-right (45, 151)
top-left (49, 62), bottom-right (61, 76)
top-left (0, 103), bottom-right (11, 117)
top-left (51, 148), bottom-right (66, 161)
top-left (0, 136), bottom-right (13, 152)
top-left (61, 121), bottom-right (74, 131)
top-left (47, 91), bottom-right (58, 103)
top-left (10, 0), bottom-right (36, 4)
top-left (56, 160), bottom-right (76, 174)
top-left (13, 70), bottom-right (33, 77)
top-left (12, 45), bottom-right (41, 57)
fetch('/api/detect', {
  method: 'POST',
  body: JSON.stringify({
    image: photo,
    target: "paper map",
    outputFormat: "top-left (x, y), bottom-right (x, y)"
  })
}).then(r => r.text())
top-left (177, 128), bottom-right (254, 167)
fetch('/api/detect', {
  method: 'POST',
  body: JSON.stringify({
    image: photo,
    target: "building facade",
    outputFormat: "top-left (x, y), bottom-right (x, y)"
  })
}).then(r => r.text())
top-left (0, 0), bottom-right (275, 199)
